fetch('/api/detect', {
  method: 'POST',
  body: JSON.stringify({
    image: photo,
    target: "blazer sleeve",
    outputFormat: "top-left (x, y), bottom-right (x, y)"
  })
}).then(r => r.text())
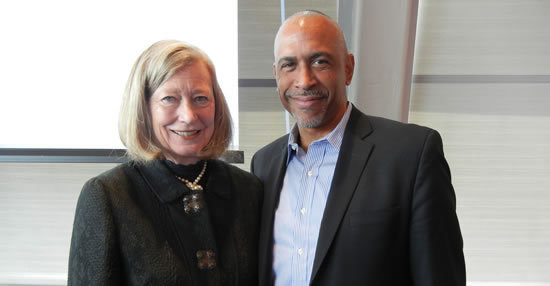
top-left (409, 130), bottom-right (466, 286)
top-left (68, 178), bottom-right (123, 285)
top-left (250, 153), bottom-right (258, 175)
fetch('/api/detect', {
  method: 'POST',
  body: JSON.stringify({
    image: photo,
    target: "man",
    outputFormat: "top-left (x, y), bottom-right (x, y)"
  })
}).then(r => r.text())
top-left (251, 10), bottom-right (466, 286)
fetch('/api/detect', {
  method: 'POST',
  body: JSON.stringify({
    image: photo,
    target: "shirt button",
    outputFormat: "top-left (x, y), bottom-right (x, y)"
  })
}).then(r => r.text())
top-left (300, 208), bottom-right (306, 215)
top-left (291, 145), bottom-right (297, 150)
top-left (297, 248), bottom-right (304, 255)
top-left (307, 170), bottom-right (313, 176)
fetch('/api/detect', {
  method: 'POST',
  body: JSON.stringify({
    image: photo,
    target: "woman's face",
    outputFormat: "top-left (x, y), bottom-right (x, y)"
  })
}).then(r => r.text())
top-left (149, 61), bottom-right (215, 165)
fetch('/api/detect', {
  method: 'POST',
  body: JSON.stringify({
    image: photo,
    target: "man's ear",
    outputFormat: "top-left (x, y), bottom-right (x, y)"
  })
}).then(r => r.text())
top-left (345, 53), bottom-right (355, 85)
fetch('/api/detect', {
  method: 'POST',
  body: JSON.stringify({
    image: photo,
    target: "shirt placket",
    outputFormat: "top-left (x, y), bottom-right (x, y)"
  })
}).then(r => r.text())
top-left (292, 143), bottom-right (322, 286)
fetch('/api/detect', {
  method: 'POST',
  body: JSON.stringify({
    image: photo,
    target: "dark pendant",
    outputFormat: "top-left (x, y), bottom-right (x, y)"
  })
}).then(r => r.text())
top-left (183, 193), bottom-right (203, 214)
top-left (196, 250), bottom-right (216, 270)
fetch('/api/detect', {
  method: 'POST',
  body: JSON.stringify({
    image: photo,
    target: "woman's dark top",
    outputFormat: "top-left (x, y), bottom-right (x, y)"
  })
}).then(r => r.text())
top-left (68, 159), bottom-right (263, 285)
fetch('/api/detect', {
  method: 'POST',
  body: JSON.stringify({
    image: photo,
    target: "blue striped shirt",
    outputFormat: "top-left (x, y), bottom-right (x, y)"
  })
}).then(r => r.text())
top-left (272, 104), bottom-right (352, 286)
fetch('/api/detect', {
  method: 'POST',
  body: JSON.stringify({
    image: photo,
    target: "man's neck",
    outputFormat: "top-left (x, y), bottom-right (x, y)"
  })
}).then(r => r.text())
top-left (297, 128), bottom-right (328, 152)
top-left (297, 103), bottom-right (348, 152)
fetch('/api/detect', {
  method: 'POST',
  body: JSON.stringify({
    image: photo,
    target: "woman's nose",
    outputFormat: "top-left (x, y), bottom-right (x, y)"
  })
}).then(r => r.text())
top-left (177, 100), bottom-right (197, 123)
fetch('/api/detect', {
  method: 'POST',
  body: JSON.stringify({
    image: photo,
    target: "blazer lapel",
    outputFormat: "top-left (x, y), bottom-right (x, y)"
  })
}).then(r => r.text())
top-left (310, 107), bottom-right (374, 282)
top-left (258, 139), bottom-right (289, 286)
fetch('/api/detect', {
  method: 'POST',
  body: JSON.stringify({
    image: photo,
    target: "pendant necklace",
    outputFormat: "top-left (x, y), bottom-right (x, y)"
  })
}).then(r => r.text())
top-left (176, 160), bottom-right (207, 191)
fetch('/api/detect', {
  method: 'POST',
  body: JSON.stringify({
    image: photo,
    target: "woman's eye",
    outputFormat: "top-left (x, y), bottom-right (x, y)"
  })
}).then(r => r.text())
top-left (161, 96), bottom-right (176, 103)
top-left (194, 96), bottom-right (210, 105)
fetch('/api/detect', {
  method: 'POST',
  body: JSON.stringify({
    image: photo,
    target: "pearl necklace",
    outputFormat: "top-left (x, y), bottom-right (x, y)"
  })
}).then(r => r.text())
top-left (176, 160), bottom-right (207, 191)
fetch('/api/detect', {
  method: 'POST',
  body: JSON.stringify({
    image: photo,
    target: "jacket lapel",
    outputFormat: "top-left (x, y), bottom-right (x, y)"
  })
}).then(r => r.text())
top-left (136, 159), bottom-right (188, 203)
top-left (258, 138), bottom-right (289, 286)
top-left (310, 107), bottom-right (374, 282)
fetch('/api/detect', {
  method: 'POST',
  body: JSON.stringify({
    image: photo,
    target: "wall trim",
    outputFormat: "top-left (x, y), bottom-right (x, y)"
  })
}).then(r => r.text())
top-left (413, 75), bottom-right (550, 84)
top-left (0, 148), bottom-right (244, 164)
top-left (238, 78), bottom-right (277, 88)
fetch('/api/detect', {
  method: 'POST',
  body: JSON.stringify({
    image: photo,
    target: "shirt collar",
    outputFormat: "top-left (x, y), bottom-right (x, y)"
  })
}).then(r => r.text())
top-left (286, 103), bottom-right (352, 163)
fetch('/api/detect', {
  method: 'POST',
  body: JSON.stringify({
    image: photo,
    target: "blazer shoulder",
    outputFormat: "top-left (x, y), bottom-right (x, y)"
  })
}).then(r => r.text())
top-left (85, 162), bottom-right (135, 187)
top-left (78, 162), bottom-right (140, 204)
top-left (250, 134), bottom-right (288, 175)
top-left (365, 114), bottom-right (438, 142)
top-left (212, 160), bottom-right (263, 210)
top-left (219, 160), bottom-right (262, 189)
top-left (367, 114), bottom-right (433, 132)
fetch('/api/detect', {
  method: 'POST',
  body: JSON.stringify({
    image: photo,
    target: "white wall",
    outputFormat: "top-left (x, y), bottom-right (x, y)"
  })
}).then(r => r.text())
top-left (0, 0), bottom-right (239, 149)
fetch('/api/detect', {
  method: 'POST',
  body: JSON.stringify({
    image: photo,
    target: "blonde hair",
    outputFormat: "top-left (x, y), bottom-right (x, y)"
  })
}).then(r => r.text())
top-left (118, 40), bottom-right (232, 163)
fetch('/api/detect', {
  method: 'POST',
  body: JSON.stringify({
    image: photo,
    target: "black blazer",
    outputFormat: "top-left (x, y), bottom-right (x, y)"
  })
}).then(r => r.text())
top-left (251, 106), bottom-right (465, 286)
top-left (68, 159), bottom-right (262, 286)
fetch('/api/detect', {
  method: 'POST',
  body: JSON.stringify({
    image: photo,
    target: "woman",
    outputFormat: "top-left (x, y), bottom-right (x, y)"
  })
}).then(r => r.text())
top-left (68, 40), bottom-right (262, 285)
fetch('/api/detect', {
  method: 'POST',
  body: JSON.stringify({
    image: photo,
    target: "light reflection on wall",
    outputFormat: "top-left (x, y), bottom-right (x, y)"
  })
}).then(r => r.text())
top-left (0, 0), bottom-right (238, 149)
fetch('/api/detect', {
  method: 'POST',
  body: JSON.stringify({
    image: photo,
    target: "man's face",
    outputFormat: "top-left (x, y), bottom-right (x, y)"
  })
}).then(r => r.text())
top-left (273, 15), bottom-right (354, 131)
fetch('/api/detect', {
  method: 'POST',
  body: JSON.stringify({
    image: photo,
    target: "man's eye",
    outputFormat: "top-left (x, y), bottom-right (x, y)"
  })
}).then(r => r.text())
top-left (281, 62), bottom-right (295, 69)
top-left (313, 59), bottom-right (329, 66)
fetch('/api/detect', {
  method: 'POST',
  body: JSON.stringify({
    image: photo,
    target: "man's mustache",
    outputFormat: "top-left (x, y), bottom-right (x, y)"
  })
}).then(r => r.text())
top-left (285, 90), bottom-right (328, 98)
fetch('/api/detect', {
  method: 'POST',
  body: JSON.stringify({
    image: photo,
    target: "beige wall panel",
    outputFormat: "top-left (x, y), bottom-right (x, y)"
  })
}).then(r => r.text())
top-left (414, 0), bottom-right (550, 75)
top-left (410, 83), bottom-right (550, 282)
top-left (410, 83), bottom-right (550, 116)
top-left (238, 86), bottom-right (288, 171)
top-left (283, 1), bottom-right (337, 19)
top-left (238, 0), bottom-right (337, 79)
top-left (238, 0), bottom-right (281, 79)
top-left (0, 163), bottom-right (117, 284)
top-left (239, 86), bottom-right (281, 112)
top-left (239, 111), bottom-right (291, 171)
top-left (410, 111), bottom-right (550, 282)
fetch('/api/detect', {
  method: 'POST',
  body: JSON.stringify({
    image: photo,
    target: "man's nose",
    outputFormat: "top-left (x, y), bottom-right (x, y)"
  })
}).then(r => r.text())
top-left (295, 66), bottom-right (316, 89)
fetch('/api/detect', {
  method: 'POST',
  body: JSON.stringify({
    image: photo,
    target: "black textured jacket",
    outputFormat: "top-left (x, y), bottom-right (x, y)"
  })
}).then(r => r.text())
top-left (68, 159), bottom-right (262, 285)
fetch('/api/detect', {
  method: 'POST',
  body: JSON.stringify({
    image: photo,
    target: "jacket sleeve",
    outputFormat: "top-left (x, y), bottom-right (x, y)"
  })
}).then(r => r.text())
top-left (68, 178), bottom-right (123, 285)
top-left (250, 153), bottom-right (258, 175)
top-left (409, 130), bottom-right (466, 286)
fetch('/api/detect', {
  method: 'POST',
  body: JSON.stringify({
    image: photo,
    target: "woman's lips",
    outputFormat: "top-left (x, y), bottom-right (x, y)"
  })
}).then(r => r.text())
top-left (171, 130), bottom-right (200, 136)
